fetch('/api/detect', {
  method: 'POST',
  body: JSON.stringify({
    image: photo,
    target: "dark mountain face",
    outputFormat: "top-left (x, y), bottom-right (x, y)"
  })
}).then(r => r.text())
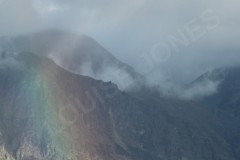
top-left (199, 67), bottom-right (240, 118)
top-left (188, 66), bottom-right (240, 122)
top-left (187, 66), bottom-right (240, 159)
top-left (0, 51), bottom-right (239, 160)
top-left (0, 30), bottom-right (240, 160)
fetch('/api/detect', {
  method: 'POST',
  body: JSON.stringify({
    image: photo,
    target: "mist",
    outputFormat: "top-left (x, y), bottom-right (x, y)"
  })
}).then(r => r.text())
top-left (79, 62), bottom-right (135, 90)
top-left (0, 0), bottom-right (240, 98)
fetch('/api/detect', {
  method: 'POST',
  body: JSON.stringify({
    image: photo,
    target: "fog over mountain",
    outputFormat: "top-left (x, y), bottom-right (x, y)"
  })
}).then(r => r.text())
top-left (0, 30), bottom-right (143, 91)
top-left (0, 1), bottom-right (240, 160)
top-left (0, 45), bottom-right (240, 160)
top-left (0, 0), bottom-right (240, 88)
top-left (0, 30), bottom-right (225, 99)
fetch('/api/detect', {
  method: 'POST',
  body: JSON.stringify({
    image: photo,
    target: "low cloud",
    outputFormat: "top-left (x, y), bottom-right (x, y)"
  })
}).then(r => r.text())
top-left (72, 62), bottom-right (135, 91)
top-left (147, 78), bottom-right (221, 100)
top-left (144, 68), bottom-right (222, 100)
top-left (0, 52), bottom-right (23, 69)
top-left (0, 0), bottom-right (239, 99)
top-left (179, 79), bottom-right (221, 100)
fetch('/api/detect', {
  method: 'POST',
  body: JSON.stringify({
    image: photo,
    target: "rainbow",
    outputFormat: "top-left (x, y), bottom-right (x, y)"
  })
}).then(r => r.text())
top-left (12, 56), bottom-right (87, 159)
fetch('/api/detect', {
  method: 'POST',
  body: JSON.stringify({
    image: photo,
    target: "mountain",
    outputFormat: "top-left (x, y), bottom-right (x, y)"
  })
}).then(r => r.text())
top-left (0, 30), bottom-right (240, 160)
top-left (189, 66), bottom-right (240, 159)
top-left (188, 66), bottom-right (240, 120)
top-left (199, 66), bottom-right (240, 118)
top-left (0, 52), bottom-right (133, 160)
top-left (0, 30), bottom-right (142, 90)
top-left (0, 50), bottom-right (239, 160)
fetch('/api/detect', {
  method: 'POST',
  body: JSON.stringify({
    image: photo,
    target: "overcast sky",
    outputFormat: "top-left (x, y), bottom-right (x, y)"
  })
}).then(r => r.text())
top-left (0, 0), bottom-right (240, 84)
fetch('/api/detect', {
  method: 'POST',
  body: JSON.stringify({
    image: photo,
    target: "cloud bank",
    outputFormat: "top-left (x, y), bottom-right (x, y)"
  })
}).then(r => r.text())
top-left (0, 0), bottom-right (240, 98)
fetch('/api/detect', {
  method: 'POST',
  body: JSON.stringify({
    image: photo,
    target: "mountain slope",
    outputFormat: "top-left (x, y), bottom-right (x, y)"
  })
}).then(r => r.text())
top-left (188, 66), bottom-right (240, 159)
top-left (200, 66), bottom-right (240, 117)
top-left (0, 51), bottom-right (239, 159)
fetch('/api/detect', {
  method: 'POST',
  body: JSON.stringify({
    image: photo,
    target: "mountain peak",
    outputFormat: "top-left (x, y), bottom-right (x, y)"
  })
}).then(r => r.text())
top-left (1, 30), bottom-right (240, 160)
top-left (1, 29), bottom-right (142, 90)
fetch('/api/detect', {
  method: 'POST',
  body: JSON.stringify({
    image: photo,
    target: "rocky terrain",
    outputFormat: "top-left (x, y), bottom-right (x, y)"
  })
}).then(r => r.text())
top-left (0, 31), bottom-right (239, 160)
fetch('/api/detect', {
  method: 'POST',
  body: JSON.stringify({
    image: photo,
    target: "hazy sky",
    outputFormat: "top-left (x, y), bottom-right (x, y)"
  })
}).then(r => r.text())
top-left (0, 0), bottom-right (240, 84)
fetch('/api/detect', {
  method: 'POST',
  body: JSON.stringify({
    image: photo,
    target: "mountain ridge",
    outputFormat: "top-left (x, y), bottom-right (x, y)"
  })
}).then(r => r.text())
top-left (0, 51), bottom-right (239, 159)
top-left (0, 30), bottom-right (143, 90)
top-left (0, 30), bottom-right (240, 160)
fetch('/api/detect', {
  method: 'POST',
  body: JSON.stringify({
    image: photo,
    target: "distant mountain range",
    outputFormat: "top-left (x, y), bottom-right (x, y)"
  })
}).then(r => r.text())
top-left (0, 30), bottom-right (239, 160)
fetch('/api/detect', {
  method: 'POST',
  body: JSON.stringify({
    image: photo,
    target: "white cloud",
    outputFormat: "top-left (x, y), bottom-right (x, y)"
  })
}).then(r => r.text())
top-left (79, 62), bottom-right (135, 91)
top-left (180, 80), bottom-right (221, 100)
top-left (0, 0), bottom-right (240, 93)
